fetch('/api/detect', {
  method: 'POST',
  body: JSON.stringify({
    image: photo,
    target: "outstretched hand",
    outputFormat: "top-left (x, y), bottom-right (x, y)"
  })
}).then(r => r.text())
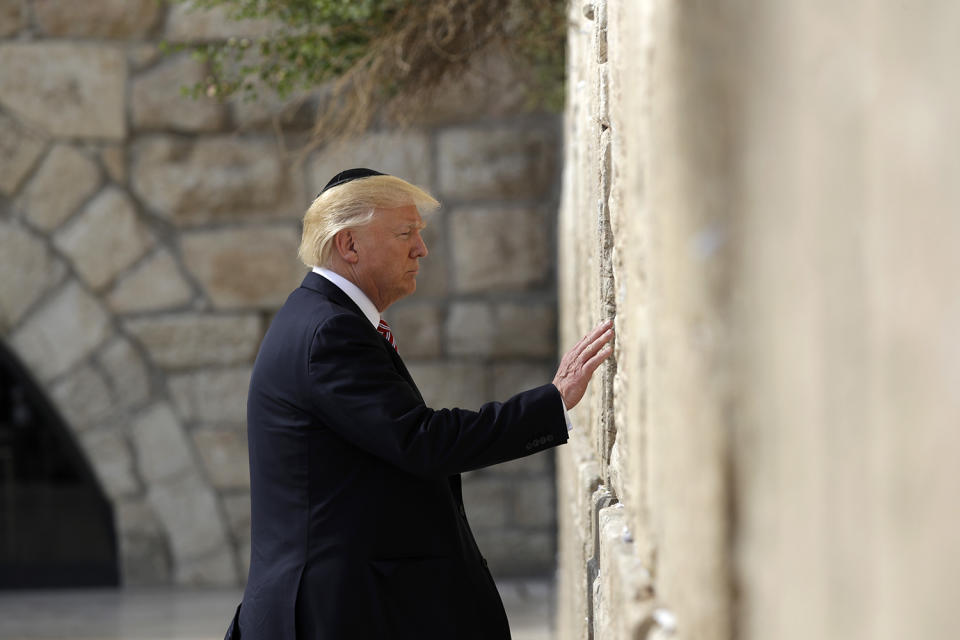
top-left (552, 319), bottom-right (614, 410)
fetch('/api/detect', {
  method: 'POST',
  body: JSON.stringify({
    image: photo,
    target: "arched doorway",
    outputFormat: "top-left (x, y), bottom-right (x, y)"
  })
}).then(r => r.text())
top-left (0, 340), bottom-right (119, 588)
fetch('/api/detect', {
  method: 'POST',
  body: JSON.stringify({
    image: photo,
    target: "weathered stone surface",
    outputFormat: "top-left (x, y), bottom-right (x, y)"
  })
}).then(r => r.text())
top-left (461, 474), bottom-right (511, 528)
top-left (491, 303), bottom-right (555, 357)
top-left (165, 1), bottom-right (277, 42)
top-left (54, 187), bottom-right (154, 289)
top-left (100, 145), bottom-right (126, 183)
top-left (192, 428), bottom-right (249, 489)
top-left (168, 367), bottom-right (250, 423)
top-left (49, 364), bottom-right (114, 433)
top-left (414, 215), bottom-right (449, 297)
top-left (0, 112), bottom-right (45, 195)
top-left (491, 363), bottom-right (554, 402)
top-left (307, 131), bottom-right (431, 197)
top-left (119, 531), bottom-right (171, 586)
top-left (132, 55), bottom-right (226, 132)
top-left (108, 248), bottom-right (194, 313)
top-left (9, 281), bottom-right (111, 381)
top-left (387, 51), bottom-right (534, 126)
top-left (445, 302), bottom-right (493, 357)
top-left (449, 207), bottom-right (550, 293)
top-left (19, 145), bottom-right (101, 231)
top-left (98, 337), bottom-right (151, 410)
top-left (79, 429), bottom-right (141, 499)
top-left (125, 313), bottom-right (261, 370)
top-left (0, 0), bottom-right (23, 37)
top-left (181, 226), bottom-right (304, 309)
top-left (0, 220), bottom-right (65, 329)
top-left (404, 361), bottom-right (488, 410)
top-left (447, 302), bottom-right (555, 357)
top-left (382, 303), bottom-right (444, 358)
top-left (33, 0), bottom-right (161, 38)
top-left (130, 403), bottom-right (194, 484)
top-left (148, 470), bottom-right (229, 561)
top-left (174, 546), bottom-right (238, 587)
top-left (514, 476), bottom-right (555, 528)
top-left (437, 127), bottom-right (555, 199)
top-left (0, 43), bottom-right (126, 139)
top-left (131, 135), bottom-right (303, 225)
top-left (115, 498), bottom-right (170, 586)
top-left (127, 44), bottom-right (161, 71)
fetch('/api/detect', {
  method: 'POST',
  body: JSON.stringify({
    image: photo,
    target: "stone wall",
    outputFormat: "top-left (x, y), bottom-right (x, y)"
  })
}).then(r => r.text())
top-left (559, 1), bottom-right (960, 639)
top-left (0, 0), bottom-right (561, 585)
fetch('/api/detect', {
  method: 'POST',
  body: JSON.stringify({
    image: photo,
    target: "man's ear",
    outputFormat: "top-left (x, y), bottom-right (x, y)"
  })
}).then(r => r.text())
top-left (333, 229), bottom-right (360, 264)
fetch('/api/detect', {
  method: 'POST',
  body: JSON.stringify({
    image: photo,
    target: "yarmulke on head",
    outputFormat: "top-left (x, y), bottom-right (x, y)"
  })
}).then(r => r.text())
top-left (318, 168), bottom-right (386, 197)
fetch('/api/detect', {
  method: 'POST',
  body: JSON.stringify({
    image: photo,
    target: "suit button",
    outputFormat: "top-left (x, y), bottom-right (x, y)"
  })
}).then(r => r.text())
top-left (459, 504), bottom-right (466, 517)
top-left (547, 434), bottom-right (554, 442)
top-left (525, 443), bottom-right (532, 450)
top-left (481, 558), bottom-right (488, 568)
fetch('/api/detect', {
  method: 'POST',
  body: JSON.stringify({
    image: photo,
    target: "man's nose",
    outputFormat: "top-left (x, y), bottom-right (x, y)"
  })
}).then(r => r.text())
top-left (413, 232), bottom-right (428, 258)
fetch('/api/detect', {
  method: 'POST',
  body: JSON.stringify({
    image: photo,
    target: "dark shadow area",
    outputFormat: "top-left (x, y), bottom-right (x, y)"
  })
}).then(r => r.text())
top-left (0, 340), bottom-right (118, 589)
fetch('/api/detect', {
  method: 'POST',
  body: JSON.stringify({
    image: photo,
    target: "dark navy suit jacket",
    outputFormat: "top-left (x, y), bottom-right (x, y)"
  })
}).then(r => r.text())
top-left (225, 272), bottom-right (567, 640)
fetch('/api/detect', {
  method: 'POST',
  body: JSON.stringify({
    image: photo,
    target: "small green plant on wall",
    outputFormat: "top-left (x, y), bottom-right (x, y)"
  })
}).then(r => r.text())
top-left (169, 0), bottom-right (566, 142)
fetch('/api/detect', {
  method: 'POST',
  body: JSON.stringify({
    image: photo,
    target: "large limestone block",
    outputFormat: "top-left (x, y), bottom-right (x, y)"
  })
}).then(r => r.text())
top-left (168, 366), bottom-right (251, 424)
top-left (130, 403), bottom-right (194, 484)
top-left (165, 1), bottom-right (277, 42)
top-left (79, 428), bottom-right (141, 499)
top-left (131, 135), bottom-right (303, 225)
top-left (107, 248), bottom-right (194, 313)
top-left (446, 301), bottom-right (555, 357)
top-left (0, 0), bottom-right (23, 36)
top-left (9, 281), bottom-right (111, 381)
top-left (0, 43), bottom-right (126, 139)
top-left (192, 428), bottom-right (250, 489)
top-left (595, 504), bottom-right (656, 640)
top-left (98, 337), bottom-right (151, 410)
top-left (49, 364), bottom-right (114, 433)
top-left (0, 220), bottom-right (65, 329)
top-left (382, 303), bottom-right (444, 358)
top-left (33, 0), bottom-right (161, 38)
top-left (437, 127), bottom-right (556, 199)
top-left (404, 361), bottom-right (488, 410)
top-left (53, 187), bottom-right (154, 290)
top-left (132, 55), bottom-right (226, 132)
top-left (449, 207), bottom-right (550, 293)
top-left (0, 112), bottom-right (46, 195)
top-left (306, 131), bottom-right (432, 196)
top-left (147, 470), bottom-right (229, 561)
top-left (125, 312), bottom-right (261, 369)
top-left (19, 145), bottom-right (101, 231)
top-left (181, 226), bottom-right (304, 309)
top-left (115, 498), bottom-right (170, 586)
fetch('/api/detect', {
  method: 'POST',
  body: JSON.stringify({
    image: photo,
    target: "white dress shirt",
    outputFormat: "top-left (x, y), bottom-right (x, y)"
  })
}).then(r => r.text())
top-left (312, 266), bottom-right (572, 430)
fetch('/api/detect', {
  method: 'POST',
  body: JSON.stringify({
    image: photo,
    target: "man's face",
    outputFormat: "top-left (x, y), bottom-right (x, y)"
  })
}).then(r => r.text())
top-left (352, 204), bottom-right (428, 311)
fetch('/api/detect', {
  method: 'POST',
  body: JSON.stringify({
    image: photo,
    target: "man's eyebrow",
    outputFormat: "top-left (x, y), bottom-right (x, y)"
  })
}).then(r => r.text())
top-left (397, 221), bottom-right (427, 231)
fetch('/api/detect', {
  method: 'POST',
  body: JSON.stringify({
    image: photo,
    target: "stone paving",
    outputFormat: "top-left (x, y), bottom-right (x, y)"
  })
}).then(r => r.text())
top-left (0, 579), bottom-right (553, 640)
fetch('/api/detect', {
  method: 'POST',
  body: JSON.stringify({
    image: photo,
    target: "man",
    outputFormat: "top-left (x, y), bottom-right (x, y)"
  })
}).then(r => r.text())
top-left (225, 169), bottom-right (613, 639)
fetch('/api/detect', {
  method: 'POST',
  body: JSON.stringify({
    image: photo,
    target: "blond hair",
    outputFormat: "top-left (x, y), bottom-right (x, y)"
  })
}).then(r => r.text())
top-left (299, 175), bottom-right (440, 267)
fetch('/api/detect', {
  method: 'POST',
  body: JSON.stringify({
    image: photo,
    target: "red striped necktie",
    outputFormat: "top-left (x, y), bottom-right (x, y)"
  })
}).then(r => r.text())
top-left (377, 319), bottom-right (397, 352)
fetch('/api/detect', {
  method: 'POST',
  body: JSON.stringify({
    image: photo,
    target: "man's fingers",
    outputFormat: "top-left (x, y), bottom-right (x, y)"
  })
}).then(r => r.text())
top-left (583, 343), bottom-right (613, 374)
top-left (575, 327), bottom-right (614, 365)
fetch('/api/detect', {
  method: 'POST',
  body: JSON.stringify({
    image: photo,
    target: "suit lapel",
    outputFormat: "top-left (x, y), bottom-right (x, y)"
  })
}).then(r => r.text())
top-left (300, 272), bottom-right (425, 404)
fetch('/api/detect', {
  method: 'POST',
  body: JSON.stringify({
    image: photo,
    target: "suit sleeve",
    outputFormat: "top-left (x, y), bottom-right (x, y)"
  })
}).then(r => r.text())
top-left (303, 312), bottom-right (568, 478)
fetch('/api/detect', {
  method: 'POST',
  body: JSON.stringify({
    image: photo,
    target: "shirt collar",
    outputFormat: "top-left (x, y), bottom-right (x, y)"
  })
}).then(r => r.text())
top-left (312, 266), bottom-right (380, 329)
